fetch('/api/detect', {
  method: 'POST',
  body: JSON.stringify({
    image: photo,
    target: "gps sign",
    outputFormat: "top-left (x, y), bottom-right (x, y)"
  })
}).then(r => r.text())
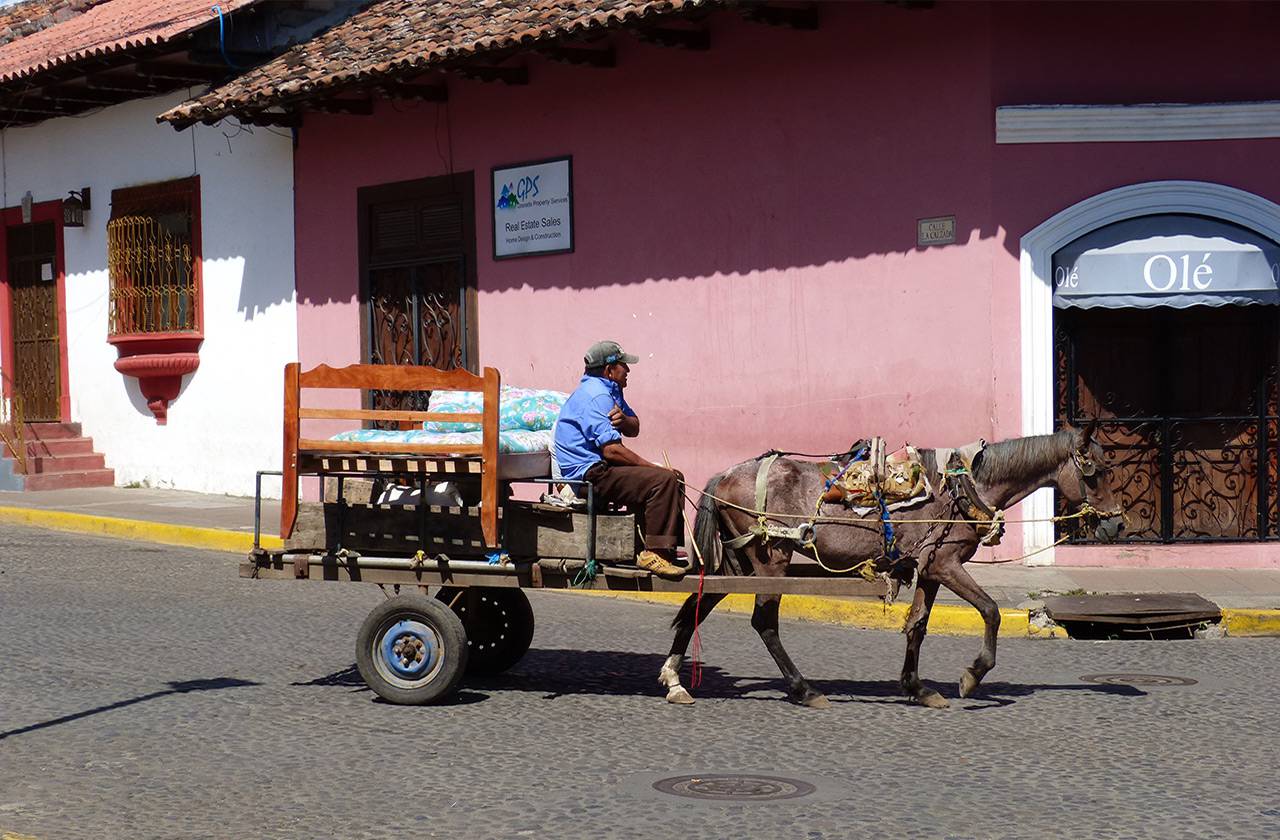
top-left (492, 156), bottom-right (573, 259)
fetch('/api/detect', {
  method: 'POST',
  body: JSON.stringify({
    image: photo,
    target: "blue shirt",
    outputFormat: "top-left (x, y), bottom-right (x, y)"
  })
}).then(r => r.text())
top-left (554, 375), bottom-right (637, 481)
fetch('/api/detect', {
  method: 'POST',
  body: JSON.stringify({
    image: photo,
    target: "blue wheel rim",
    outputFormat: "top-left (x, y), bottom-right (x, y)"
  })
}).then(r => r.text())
top-left (379, 619), bottom-right (438, 679)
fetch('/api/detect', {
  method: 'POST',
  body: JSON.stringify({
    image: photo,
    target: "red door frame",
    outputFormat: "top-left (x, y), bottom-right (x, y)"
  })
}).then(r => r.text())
top-left (0, 200), bottom-right (71, 422)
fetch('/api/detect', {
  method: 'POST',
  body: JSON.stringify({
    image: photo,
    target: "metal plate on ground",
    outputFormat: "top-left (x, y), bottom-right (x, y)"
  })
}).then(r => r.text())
top-left (1044, 593), bottom-right (1220, 625)
top-left (1080, 673), bottom-right (1199, 687)
top-left (620, 771), bottom-right (846, 806)
top-left (652, 774), bottom-right (816, 802)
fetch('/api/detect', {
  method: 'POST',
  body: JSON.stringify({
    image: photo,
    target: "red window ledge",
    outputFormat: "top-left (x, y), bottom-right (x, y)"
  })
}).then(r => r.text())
top-left (109, 333), bottom-right (203, 425)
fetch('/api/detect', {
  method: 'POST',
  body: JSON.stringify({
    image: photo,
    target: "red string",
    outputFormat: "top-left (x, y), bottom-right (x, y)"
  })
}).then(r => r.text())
top-left (690, 562), bottom-right (706, 688)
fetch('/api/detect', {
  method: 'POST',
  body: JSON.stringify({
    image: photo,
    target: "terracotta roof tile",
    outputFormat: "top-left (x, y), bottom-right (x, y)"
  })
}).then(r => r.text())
top-left (161, 0), bottom-right (715, 125)
top-left (0, 0), bottom-right (256, 84)
top-left (0, 0), bottom-right (105, 48)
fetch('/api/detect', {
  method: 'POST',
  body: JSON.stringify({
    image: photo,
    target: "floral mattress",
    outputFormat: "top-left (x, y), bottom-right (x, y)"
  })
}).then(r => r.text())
top-left (328, 427), bottom-right (555, 455)
top-left (329, 385), bottom-right (567, 458)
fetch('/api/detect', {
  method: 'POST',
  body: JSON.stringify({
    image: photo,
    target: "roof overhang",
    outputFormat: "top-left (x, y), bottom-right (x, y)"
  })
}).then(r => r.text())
top-left (158, 0), bottom-right (837, 130)
top-left (0, 0), bottom-right (289, 129)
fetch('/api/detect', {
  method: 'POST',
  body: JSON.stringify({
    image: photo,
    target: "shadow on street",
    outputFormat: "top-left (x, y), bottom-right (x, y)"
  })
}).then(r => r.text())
top-left (295, 649), bottom-right (1146, 706)
top-left (0, 677), bottom-right (259, 740)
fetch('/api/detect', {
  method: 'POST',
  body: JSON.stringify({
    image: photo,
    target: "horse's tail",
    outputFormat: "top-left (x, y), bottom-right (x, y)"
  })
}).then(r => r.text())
top-left (692, 472), bottom-right (726, 575)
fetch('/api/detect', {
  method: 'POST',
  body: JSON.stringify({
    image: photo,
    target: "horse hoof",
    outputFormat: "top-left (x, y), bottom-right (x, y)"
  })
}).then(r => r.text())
top-left (666, 686), bottom-right (695, 705)
top-left (917, 690), bottom-right (951, 709)
top-left (959, 670), bottom-right (980, 698)
top-left (799, 693), bottom-right (831, 709)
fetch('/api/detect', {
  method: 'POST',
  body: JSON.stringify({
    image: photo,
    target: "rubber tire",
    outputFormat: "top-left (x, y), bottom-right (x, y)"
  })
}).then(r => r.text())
top-left (355, 593), bottom-right (468, 705)
top-left (436, 587), bottom-right (535, 675)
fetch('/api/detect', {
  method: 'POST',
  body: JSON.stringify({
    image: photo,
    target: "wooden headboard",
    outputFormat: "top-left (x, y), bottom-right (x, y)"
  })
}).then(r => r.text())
top-left (280, 362), bottom-right (501, 546)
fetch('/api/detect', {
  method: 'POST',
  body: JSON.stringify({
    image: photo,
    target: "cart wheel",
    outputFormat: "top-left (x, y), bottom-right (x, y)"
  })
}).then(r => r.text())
top-left (436, 587), bottom-right (535, 675)
top-left (355, 594), bottom-right (468, 705)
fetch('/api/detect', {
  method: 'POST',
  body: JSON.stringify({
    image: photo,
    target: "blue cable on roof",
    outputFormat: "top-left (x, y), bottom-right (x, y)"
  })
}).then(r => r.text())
top-left (211, 5), bottom-right (240, 70)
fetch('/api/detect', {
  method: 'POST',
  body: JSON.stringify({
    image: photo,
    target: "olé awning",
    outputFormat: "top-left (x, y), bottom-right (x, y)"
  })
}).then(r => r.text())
top-left (1052, 214), bottom-right (1280, 309)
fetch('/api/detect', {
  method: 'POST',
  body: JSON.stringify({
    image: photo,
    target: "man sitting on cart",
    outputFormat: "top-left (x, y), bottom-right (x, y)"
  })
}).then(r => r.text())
top-left (554, 340), bottom-right (687, 580)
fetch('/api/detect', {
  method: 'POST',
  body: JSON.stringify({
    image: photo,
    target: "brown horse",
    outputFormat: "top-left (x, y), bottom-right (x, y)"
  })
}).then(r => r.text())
top-left (659, 424), bottom-right (1122, 709)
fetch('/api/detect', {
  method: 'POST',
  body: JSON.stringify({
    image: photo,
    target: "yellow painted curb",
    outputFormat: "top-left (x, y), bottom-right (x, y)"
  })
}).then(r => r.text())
top-left (566, 590), bottom-right (1065, 638)
top-left (4, 831), bottom-right (42, 840)
top-left (1221, 608), bottom-right (1280, 637)
top-left (0, 505), bottom-right (282, 554)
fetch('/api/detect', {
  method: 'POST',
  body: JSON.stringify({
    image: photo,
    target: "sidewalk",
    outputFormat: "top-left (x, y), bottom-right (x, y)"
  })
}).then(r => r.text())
top-left (0, 486), bottom-right (281, 553)
top-left (2, 485), bottom-right (1278, 634)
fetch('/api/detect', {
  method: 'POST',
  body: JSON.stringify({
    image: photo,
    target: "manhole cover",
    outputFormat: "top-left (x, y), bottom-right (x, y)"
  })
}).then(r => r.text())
top-left (1080, 673), bottom-right (1198, 686)
top-left (652, 774), bottom-right (816, 802)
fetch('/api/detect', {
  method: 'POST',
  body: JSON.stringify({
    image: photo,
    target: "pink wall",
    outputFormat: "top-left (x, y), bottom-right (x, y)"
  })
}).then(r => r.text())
top-left (293, 2), bottom-right (1280, 567)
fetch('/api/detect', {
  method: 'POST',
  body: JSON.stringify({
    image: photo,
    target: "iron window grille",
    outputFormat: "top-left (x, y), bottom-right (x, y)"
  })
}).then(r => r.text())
top-left (107, 177), bottom-right (202, 337)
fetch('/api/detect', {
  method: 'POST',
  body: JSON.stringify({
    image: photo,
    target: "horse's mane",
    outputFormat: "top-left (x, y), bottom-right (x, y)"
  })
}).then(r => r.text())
top-left (972, 429), bottom-right (1079, 484)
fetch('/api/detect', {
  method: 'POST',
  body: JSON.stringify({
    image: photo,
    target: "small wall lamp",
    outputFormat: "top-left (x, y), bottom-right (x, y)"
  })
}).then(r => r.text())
top-left (63, 188), bottom-right (91, 227)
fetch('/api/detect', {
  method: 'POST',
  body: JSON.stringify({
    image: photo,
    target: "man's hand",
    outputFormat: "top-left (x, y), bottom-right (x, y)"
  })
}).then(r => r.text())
top-left (609, 404), bottom-right (640, 437)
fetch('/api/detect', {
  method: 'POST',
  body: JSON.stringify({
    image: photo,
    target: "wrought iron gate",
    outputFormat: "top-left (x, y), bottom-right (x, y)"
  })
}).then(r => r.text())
top-left (1055, 306), bottom-right (1280, 542)
top-left (367, 258), bottom-right (468, 417)
top-left (7, 222), bottom-right (60, 421)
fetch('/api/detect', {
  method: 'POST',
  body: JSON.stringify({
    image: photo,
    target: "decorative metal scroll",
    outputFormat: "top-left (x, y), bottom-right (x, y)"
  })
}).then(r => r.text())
top-left (366, 258), bottom-right (467, 426)
top-left (107, 186), bottom-right (198, 337)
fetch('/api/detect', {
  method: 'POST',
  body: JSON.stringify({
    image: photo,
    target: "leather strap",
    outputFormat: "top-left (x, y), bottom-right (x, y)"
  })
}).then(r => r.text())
top-left (944, 451), bottom-right (1004, 546)
top-left (722, 455), bottom-right (816, 550)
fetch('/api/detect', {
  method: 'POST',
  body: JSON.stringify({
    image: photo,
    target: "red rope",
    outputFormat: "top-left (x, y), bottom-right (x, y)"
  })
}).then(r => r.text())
top-left (690, 561), bottom-right (706, 688)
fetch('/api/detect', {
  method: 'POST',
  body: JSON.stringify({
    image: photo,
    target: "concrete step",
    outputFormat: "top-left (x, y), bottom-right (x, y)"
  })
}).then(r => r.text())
top-left (22, 468), bottom-right (116, 491)
top-left (23, 422), bottom-right (84, 440)
top-left (9, 437), bottom-right (96, 458)
top-left (26, 452), bottom-right (106, 474)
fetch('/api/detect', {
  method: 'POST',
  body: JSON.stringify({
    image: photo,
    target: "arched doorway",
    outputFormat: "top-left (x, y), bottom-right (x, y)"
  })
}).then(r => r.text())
top-left (1053, 214), bottom-right (1280, 543)
top-left (1019, 181), bottom-right (1280, 561)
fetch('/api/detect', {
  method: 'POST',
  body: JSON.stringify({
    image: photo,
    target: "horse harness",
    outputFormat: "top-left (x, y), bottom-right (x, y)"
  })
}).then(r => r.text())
top-left (718, 442), bottom-right (925, 566)
top-left (720, 441), bottom-right (1008, 560)
top-left (721, 453), bottom-right (818, 552)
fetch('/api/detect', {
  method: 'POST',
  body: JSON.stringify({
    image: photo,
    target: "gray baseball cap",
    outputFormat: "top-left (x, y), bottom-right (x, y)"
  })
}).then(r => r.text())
top-left (584, 340), bottom-right (638, 367)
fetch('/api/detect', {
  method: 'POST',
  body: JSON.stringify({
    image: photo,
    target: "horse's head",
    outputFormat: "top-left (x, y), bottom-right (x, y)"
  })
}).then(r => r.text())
top-left (1055, 420), bottom-right (1124, 543)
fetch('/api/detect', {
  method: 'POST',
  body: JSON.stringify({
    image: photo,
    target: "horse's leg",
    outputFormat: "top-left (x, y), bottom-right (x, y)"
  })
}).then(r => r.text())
top-left (751, 594), bottom-right (829, 708)
top-left (900, 577), bottom-right (949, 709)
top-left (933, 558), bottom-right (1001, 698)
top-left (660, 592), bottom-right (728, 705)
top-left (735, 540), bottom-right (826, 708)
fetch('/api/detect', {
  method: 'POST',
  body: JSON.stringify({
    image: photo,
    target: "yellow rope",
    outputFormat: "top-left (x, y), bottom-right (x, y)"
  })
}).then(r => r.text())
top-left (966, 532), bottom-right (1073, 565)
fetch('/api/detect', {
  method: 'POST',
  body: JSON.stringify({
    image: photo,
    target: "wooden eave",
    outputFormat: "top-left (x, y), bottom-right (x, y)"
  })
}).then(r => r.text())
top-left (0, 35), bottom-right (240, 128)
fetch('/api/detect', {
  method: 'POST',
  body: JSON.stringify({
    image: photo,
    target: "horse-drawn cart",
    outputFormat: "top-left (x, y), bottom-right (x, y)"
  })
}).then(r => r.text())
top-left (245, 362), bottom-right (887, 705)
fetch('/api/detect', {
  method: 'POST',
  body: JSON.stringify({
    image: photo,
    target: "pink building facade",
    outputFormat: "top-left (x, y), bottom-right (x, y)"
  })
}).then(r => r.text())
top-left (287, 2), bottom-right (1280, 568)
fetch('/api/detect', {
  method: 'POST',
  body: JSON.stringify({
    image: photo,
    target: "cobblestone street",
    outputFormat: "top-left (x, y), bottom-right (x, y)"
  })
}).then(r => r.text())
top-left (2, 525), bottom-right (1278, 840)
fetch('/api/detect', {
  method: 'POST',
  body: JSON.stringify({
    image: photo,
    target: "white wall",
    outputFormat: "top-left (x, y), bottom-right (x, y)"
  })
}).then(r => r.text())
top-left (0, 90), bottom-right (296, 497)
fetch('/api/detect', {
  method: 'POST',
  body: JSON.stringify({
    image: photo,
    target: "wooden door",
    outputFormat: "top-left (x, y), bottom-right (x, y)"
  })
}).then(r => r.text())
top-left (360, 174), bottom-right (477, 421)
top-left (7, 222), bottom-right (60, 421)
top-left (1056, 306), bottom-right (1280, 542)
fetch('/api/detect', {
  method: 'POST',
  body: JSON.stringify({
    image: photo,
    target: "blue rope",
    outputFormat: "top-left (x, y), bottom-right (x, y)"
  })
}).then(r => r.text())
top-left (211, 5), bottom-right (240, 69)
top-left (571, 557), bottom-right (599, 588)
top-left (822, 444), bottom-right (868, 493)
top-left (875, 490), bottom-right (900, 562)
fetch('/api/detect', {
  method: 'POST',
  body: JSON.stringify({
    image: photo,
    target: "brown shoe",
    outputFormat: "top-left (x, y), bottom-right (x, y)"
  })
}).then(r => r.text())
top-left (636, 550), bottom-right (686, 580)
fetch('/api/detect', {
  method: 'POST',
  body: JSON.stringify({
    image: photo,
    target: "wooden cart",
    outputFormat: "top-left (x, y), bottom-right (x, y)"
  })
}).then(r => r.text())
top-left (248, 362), bottom-right (885, 704)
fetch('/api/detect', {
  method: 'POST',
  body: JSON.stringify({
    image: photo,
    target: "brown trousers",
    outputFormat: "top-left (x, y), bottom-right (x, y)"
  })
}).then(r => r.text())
top-left (582, 462), bottom-right (683, 554)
